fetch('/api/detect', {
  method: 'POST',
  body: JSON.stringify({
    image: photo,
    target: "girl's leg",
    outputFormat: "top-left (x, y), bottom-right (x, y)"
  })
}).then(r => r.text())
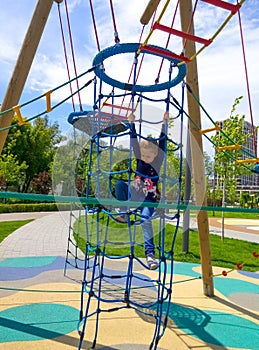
top-left (115, 180), bottom-right (129, 220)
top-left (140, 206), bottom-right (155, 256)
top-left (115, 180), bottom-right (129, 202)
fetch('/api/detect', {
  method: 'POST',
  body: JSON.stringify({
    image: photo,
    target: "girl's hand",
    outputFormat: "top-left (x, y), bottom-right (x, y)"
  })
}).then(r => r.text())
top-left (128, 113), bottom-right (136, 123)
top-left (163, 112), bottom-right (170, 122)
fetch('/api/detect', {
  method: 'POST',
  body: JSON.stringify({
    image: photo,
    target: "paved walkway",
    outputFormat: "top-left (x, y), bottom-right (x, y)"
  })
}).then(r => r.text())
top-left (0, 211), bottom-right (72, 259)
top-left (193, 216), bottom-right (259, 243)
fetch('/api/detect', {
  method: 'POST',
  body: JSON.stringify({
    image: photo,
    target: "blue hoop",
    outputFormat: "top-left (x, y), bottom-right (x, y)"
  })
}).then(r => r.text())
top-left (92, 43), bottom-right (186, 92)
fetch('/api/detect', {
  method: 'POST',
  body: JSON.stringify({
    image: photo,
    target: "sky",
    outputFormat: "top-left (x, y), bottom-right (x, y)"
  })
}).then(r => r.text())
top-left (0, 0), bottom-right (258, 157)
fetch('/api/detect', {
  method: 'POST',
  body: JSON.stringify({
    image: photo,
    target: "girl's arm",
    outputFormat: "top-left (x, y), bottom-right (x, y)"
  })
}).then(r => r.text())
top-left (159, 112), bottom-right (169, 152)
top-left (128, 113), bottom-right (141, 159)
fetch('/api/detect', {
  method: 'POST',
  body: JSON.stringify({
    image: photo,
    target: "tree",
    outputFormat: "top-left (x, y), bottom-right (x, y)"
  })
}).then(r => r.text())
top-left (204, 152), bottom-right (214, 178)
top-left (211, 96), bottom-right (250, 239)
top-left (0, 153), bottom-right (28, 191)
top-left (2, 115), bottom-right (63, 192)
top-left (52, 131), bottom-right (91, 200)
top-left (31, 171), bottom-right (52, 194)
top-left (211, 97), bottom-right (249, 205)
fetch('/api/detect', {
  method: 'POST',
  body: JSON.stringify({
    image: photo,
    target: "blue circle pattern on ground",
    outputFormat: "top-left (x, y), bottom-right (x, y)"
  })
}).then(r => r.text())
top-left (0, 303), bottom-right (78, 342)
top-left (1, 258), bottom-right (258, 347)
top-left (164, 303), bottom-right (259, 349)
top-left (0, 256), bottom-right (56, 268)
top-left (238, 269), bottom-right (259, 279)
top-left (161, 262), bottom-right (259, 348)
top-left (92, 43), bottom-right (186, 92)
top-left (0, 256), bottom-right (68, 281)
top-left (214, 276), bottom-right (259, 296)
top-left (254, 163), bottom-right (259, 173)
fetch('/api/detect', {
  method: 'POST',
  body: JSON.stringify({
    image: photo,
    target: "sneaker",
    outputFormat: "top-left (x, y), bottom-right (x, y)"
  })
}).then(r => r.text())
top-left (146, 254), bottom-right (159, 270)
top-left (116, 214), bottom-right (127, 223)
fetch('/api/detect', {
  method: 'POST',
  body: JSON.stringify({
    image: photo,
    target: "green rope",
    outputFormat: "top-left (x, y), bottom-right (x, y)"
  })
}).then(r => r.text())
top-left (0, 68), bottom-right (96, 131)
top-left (24, 80), bottom-right (94, 125)
top-left (0, 191), bottom-right (258, 213)
top-left (0, 286), bottom-right (80, 293)
top-left (0, 276), bottom-right (201, 294)
top-left (186, 84), bottom-right (255, 172)
top-left (0, 67), bottom-right (95, 117)
top-left (188, 84), bottom-right (256, 160)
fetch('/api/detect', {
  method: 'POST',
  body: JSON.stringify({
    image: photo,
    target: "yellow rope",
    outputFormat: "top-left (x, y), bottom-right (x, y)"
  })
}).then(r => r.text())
top-left (137, 0), bottom-right (171, 54)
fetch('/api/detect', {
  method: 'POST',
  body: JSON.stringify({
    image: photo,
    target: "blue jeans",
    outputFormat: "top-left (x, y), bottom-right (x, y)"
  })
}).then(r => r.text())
top-left (115, 180), bottom-right (155, 256)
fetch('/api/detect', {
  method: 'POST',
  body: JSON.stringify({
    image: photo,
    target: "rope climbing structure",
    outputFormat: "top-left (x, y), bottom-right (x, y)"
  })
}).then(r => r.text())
top-left (65, 38), bottom-right (187, 348)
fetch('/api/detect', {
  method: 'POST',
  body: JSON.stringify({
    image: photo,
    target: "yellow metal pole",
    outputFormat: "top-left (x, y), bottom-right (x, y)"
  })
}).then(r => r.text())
top-left (0, 0), bottom-right (63, 155)
top-left (179, 0), bottom-right (214, 296)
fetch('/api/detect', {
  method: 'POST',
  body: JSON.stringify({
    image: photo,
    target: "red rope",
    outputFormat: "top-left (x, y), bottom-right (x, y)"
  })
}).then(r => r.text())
top-left (121, 25), bottom-right (147, 114)
top-left (237, 6), bottom-right (257, 157)
top-left (57, 3), bottom-right (76, 111)
top-left (89, 0), bottom-right (101, 52)
top-left (129, 10), bottom-right (158, 86)
top-left (122, 9), bottom-right (160, 114)
top-left (124, 8), bottom-right (159, 112)
top-left (109, 0), bottom-right (120, 43)
top-left (155, 0), bottom-right (180, 84)
top-left (64, 0), bottom-right (83, 110)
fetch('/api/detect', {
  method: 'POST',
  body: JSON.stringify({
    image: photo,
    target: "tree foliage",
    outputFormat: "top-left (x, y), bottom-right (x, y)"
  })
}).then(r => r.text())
top-left (1, 115), bottom-right (63, 192)
top-left (211, 97), bottom-right (249, 204)
top-left (52, 132), bottom-right (91, 197)
top-left (0, 153), bottom-right (27, 190)
top-left (31, 171), bottom-right (52, 194)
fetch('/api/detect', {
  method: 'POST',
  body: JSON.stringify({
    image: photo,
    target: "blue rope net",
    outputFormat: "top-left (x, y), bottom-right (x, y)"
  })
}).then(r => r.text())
top-left (64, 43), bottom-right (186, 350)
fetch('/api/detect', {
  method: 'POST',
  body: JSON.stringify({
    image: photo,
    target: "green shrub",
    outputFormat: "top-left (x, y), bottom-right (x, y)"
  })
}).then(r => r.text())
top-left (0, 202), bottom-right (71, 213)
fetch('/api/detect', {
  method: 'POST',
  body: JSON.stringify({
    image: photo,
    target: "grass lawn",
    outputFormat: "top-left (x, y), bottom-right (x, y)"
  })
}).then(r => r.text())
top-left (74, 213), bottom-right (259, 272)
top-left (0, 220), bottom-right (33, 243)
top-left (207, 211), bottom-right (259, 219)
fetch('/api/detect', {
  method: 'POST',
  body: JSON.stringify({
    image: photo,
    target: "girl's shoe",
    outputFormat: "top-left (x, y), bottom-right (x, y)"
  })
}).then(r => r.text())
top-left (116, 215), bottom-right (127, 223)
top-left (146, 254), bottom-right (159, 270)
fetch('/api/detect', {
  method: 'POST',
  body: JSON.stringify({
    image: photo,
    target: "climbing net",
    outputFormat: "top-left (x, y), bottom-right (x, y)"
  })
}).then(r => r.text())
top-left (63, 38), bottom-right (186, 347)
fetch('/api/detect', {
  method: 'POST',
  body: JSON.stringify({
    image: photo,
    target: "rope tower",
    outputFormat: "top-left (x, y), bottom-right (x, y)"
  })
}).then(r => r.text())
top-left (65, 38), bottom-right (186, 348)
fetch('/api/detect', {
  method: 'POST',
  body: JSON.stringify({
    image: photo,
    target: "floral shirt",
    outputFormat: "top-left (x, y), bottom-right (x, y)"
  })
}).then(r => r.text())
top-left (130, 123), bottom-right (166, 202)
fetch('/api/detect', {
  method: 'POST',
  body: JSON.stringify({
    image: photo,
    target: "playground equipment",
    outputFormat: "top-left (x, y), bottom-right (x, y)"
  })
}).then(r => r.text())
top-left (65, 43), bottom-right (186, 347)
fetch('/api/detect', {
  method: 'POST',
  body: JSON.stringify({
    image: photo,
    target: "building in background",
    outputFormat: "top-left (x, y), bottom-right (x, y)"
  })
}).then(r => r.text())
top-left (212, 119), bottom-right (259, 201)
top-left (237, 120), bottom-right (259, 190)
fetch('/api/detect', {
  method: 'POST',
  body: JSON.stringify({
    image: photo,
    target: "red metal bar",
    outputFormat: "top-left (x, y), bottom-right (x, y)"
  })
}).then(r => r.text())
top-left (139, 45), bottom-right (190, 63)
top-left (102, 102), bottom-right (135, 111)
top-left (153, 22), bottom-right (212, 46)
top-left (96, 112), bottom-right (128, 120)
top-left (201, 0), bottom-right (241, 14)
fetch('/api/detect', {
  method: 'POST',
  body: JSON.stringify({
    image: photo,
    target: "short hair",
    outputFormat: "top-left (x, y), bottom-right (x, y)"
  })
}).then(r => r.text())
top-left (139, 139), bottom-right (158, 155)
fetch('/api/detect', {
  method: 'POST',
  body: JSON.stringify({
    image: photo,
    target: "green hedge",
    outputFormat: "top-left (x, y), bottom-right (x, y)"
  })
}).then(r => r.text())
top-left (0, 203), bottom-right (72, 213)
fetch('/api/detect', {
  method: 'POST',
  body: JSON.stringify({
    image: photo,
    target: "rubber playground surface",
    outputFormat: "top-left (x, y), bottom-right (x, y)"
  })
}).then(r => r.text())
top-left (0, 211), bottom-right (258, 350)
